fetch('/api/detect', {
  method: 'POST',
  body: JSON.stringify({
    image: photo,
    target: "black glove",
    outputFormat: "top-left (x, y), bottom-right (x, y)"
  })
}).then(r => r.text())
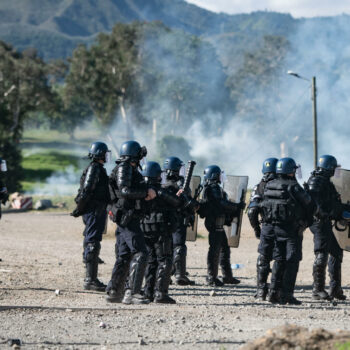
top-left (70, 208), bottom-right (82, 218)
top-left (254, 227), bottom-right (261, 239)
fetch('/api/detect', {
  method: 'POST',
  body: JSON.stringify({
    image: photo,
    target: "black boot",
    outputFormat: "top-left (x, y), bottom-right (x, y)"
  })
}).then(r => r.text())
top-left (280, 261), bottom-right (301, 305)
top-left (84, 244), bottom-right (106, 292)
top-left (312, 253), bottom-right (329, 300)
top-left (106, 257), bottom-right (130, 303)
top-left (173, 246), bottom-right (195, 286)
top-left (154, 251), bottom-right (176, 304)
top-left (84, 262), bottom-right (106, 291)
top-left (207, 245), bottom-right (223, 287)
top-left (329, 258), bottom-right (346, 300)
top-left (122, 252), bottom-right (149, 305)
top-left (220, 262), bottom-right (240, 285)
top-left (268, 260), bottom-right (285, 304)
top-left (255, 255), bottom-right (270, 301)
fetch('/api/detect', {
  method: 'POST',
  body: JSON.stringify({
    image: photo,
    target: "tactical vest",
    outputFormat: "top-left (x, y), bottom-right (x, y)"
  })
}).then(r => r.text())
top-left (141, 186), bottom-right (178, 235)
top-left (202, 183), bottom-right (226, 229)
top-left (261, 178), bottom-right (299, 224)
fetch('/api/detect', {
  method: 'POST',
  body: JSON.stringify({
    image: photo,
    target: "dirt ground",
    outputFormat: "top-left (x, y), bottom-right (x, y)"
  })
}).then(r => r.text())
top-left (1, 212), bottom-right (350, 350)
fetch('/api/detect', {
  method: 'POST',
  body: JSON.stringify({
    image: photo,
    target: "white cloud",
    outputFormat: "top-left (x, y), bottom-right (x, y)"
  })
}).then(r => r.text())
top-left (185, 0), bottom-right (350, 18)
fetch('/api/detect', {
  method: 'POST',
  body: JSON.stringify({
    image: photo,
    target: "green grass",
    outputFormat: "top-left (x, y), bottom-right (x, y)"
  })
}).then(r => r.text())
top-left (21, 151), bottom-right (81, 192)
top-left (337, 342), bottom-right (350, 350)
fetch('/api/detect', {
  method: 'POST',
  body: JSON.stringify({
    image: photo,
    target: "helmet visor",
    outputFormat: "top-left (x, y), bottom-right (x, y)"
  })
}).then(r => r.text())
top-left (179, 164), bottom-right (186, 177)
top-left (296, 164), bottom-right (302, 179)
top-left (0, 160), bottom-right (7, 172)
top-left (220, 170), bottom-right (227, 184)
top-left (334, 165), bottom-right (342, 178)
top-left (105, 151), bottom-right (112, 163)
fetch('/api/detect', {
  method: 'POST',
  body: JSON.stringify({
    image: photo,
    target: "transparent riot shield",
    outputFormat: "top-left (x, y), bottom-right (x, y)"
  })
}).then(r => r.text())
top-left (186, 175), bottom-right (201, 242)
top-left (332, 169), bottom-right (350, 251)
top-left (223, 175), bottom-right (249, 248)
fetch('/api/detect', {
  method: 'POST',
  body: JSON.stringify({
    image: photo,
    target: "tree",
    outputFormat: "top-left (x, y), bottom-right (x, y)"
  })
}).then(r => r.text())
top-left (0, 42), bottom-right (58, 191)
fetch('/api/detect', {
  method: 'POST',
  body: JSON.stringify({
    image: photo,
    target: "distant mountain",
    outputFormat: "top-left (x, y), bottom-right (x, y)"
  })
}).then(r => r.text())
top-left (1, 0), bottom-right (350, 64)
top-left (0, 0), bottom-right (296, 60)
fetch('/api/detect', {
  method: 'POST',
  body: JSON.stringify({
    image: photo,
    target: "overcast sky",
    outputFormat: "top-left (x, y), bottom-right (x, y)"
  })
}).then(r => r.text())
top-left (185, 0), bottom-right (350, 18)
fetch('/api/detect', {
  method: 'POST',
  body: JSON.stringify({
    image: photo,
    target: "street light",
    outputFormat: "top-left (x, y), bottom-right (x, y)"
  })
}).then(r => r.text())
top-left (287, 70), bottom-right (318, 169)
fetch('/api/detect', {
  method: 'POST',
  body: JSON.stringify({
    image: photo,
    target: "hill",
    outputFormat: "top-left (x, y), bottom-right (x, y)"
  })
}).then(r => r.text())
top-left (0, 0), bottom-right (299, 60)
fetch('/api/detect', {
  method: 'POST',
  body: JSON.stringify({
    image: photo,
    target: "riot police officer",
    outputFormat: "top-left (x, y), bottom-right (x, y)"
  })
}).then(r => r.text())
top-left (141, 161), bottom-right (188, 304)
top-left (162, 157), bottom-right (195, 285)
top-left (106, 141), bottom-right (156, 304)
top-left (261, 158), bottom-right (314, 304)
top-left (0, 157), bottom-right (9, 221)
top-left (247, 157), bottom-right (278, 300)
top-left (199, 165), bottom-right (244, 286)
top-left (71, 142), bottom-right (111, 291)
top-left (306, 155), bottom-right (346, 300)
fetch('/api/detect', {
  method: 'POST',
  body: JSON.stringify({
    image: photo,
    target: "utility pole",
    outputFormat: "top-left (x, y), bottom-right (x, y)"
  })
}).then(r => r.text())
top-left (311, 77), bottom-right (318, 169)
top-left (287, 71), bottom-right (319, 169)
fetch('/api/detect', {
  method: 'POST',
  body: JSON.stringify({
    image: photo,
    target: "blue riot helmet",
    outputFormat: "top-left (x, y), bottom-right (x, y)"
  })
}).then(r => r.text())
top-left (276, 158), bottom-right (298, 175)
top-left (142, 161), bottom-right (162, 184)
top-left (88, 142), bottom-right (111, 162)
top-left (163, 156), bottom-right (184, 179)
top-left (203, 165), bottom-right (222, 183)
top-left (120, 141), bottom-right (147, 162)
top-left (262, 158), bottom-right (278, 174)
top-left (317, 155), bottom-right (339, 176)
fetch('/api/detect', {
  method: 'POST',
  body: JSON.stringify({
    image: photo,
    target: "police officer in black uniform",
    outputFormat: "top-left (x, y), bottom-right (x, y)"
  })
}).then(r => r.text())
top-left (162, 157), bottom-right (195, 285)
top-left (141, 161), bottom-right (192, 304)
top-left (71, 142), bottom-right (111, 291)
top-left (261, 158), bottom-right (314, 304)
top-left (199, 165), bottom-right (244, 286)
top-left (106, 141), bottom-right (156, 304)
top-left (306, 155), bottom-right (347, 300)
top-left (247, 157), bottom-right (278, 300)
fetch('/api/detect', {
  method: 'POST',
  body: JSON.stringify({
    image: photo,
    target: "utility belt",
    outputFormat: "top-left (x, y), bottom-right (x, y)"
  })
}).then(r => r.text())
top-left (108, 201), bottom-right (144, 227)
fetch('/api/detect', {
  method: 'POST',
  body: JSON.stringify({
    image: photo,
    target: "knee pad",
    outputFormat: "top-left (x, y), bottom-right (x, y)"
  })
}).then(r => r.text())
top-left (85, 242), bottom-right (100, 262)
top-left (257, 254), bottom-right (270, 268)
top-left (132, 251), bottom-right (147, 265)
top-left (174, 245), bottom-right (187, 258)
top-left (314, 252), bottom-right (328, 267)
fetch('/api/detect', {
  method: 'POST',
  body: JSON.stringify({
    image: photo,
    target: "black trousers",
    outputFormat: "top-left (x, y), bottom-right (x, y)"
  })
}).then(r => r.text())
top-left (260, 224), bottom-right (299, 291)
top-left (144, 232), bottom-right (173, 296)
top-left (82, 209), bottom-right (107, 261)
top-left (108, 219), bottom-right (147, 291)
top-left (311, 220), bottom-right (343, 289)
top-left (207, 228), bottom-right (231, 278)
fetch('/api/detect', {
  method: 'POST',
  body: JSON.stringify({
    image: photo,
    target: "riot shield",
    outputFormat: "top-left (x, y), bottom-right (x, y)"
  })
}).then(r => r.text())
top-left (223, 175), bottom-right (249, 248)
top-left (332, 169), bottom-right (350, 252)
top-left (186, 175), bottom-right (201, 242)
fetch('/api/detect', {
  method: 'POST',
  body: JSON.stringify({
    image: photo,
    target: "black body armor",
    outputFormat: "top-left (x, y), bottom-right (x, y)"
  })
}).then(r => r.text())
top-left (201, 182), bottom-right (240, 230)
top-left (75, 161), bottom-right (110, 214)
top-left (109, 160), bottom-right (147, 226)
top-left (261, 176), bottom-right (314, 227)
top-left (307, 171), bottom-right (343, 221)
top-left (141, 184), bottom-right (182, 235)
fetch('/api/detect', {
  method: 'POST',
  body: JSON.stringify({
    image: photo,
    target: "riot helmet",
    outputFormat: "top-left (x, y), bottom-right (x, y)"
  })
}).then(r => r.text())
top-left (163, 156), bottom-right (184, 179)
top-left (317, 155), bottom-right (339, 177)
top-left (203, 165), bottom-right (222, 183)
top-left (142, 161), bottom-right (162, 184)
top-left (88, 142), bottom-right (111, 163)
top-left (0, 158), bottom-right (7, 172)
top-left (120, 141), bottom-right (147, 163)
top-left (276, 158), bottom-right (298, 175)
top-left (262, 158), bottom-right (278, 174)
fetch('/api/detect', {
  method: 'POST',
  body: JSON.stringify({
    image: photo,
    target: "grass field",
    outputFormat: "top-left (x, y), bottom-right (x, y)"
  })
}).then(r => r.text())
top-left (20, 128), bottom-right (97, 208)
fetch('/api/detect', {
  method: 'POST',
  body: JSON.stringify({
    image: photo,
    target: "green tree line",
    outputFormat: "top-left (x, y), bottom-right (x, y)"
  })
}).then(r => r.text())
top-left (0, 21), bottom-right (288, 192)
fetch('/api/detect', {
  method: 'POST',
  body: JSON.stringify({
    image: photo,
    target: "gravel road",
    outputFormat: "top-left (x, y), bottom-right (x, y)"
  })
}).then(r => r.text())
top-left (0, 212), bottom-right (349, 349)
